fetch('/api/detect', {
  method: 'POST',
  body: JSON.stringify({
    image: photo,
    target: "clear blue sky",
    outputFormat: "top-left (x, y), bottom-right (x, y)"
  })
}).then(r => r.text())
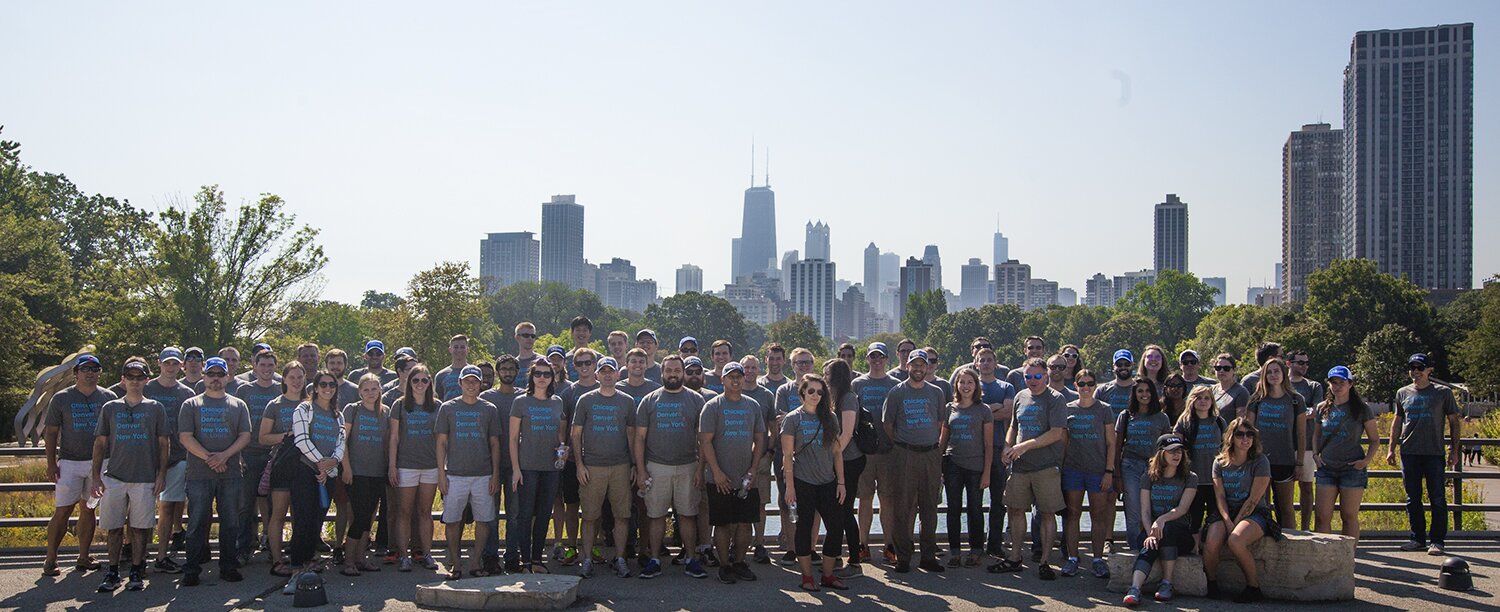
top-left (3, 1), bottom-right (1494, 306)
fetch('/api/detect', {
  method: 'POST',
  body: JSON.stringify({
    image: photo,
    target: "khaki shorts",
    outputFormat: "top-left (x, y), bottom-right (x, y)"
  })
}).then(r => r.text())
top-left (754, 453), bottom-right (772, 504)
top-left (579, 463), bottom-right (632, 521)
top-left (100, 474), bottom-right (157, 530)
top-left (441, 475), bottom-right (497, 523)
top-left (644, 462), bottom-right (700, 519)
top-left (1004, 466), bottom-right (1065, 514)
top-left (1297, 450), bottom-right (1317, 483)
top-left (398, 467), bottom-right (440, 487)
top-left (859, 453), bottom-right (886, 499)
top-left (55, 459), bottom-right (93, 507)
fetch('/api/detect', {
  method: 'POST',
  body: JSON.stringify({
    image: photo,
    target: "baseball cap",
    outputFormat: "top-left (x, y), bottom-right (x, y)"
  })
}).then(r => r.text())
top-left (74, 354), bottom-right (101, 369)
top-left (723, 361), bottom-right (745, 376)
top-left (1113, 349), bottom-right (1135, 364)
top-left (636, 329), bottom-right (658, 342)
top-left (123, 361), bottom-right (151, 375)
top-left (1179, 349), bottom-right (1199, 362)
top-left (683, 356), bottom-right (704, 370)
top-left (394, 346), bottom-right (417, 359)
top-left (459, 365), bottom-right (484, 380)
top-left (546, 345), bottom-right (567, 357)
top-left (159, 347), bottom-right (185, 363)
top-left (364, 340), bottom-right (385, 355)
top-left (1326, 365), bottom-right (1352, 381)
top-left (204, 357), bottom-right (229, 373)
top-left (908, 349), bottom-right (929, 364)
top-left (678, 336), bottom-right (698, 349)
top-left (867, 342), bottom-right (889, 357)
top-left (1156, 434), bottom-right (1187, 452)
top-left (184, 347), bottom-right (206, 360)
top-left (252, 342), bottom-right (272, 354)
top-left (1407, 353), bottom-right (1431, 368)
top-left (595, 357), bottom-right (619, 372)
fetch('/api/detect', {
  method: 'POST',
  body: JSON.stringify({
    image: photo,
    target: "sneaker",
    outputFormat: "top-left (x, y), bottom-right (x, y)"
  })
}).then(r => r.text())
top-left (154, 557), bottom-right (184, 574)
top-left (753, 545), bottom-right (771, 565)
top-left (483, 555), bottom-right (502, 576)
top-left (1091, 558), bottom-right (1111, 579)
top-left (171, 531), bottom-right (185, 553)
top-left (552, 543), bottom-right (566, 564)
top-left (578, 559), bottom-right (594, 578)
top-left (383, 552), bottom-right (398, 565)
top-left (504, 558), bottom-right (522, 574)
top-left (811, 552), bottom-right (822, 564)
top-left (1398, 540), bottom-right (1425, 552)
top-left (1038, 563), bottom-right (1056, 580)
top-left (421, 555), bottom-right (440, 571)
top-left (591, 547), bottom-right (605, 563)
top-left (639, 559), bottom-right (662, 579)
top-left (833, 563), bottom-right (862, 579)
top-left (181, 573), bottom-right (200, 587)
top-left (1123, 586), bottom-right (1141, 606)
top-left (398, 557), bottom-right (413, 572)
top-left (703, 547), bottom-right (721, 568)
top-left (1155, 580), bottom-right (1174, 602)
top-left (612, 557), bottom-right (633, 578)
top-left (283, 572), bottom-right (300, 595)
top-left (685, 558), bottom-right (707, 579)
top-left (731, 561), bottom-right (756, 582)
top-left (779, 551), bottom-right (798, 566)
top-left (893, 560), bottom-right (911, 573)
top-left (718, 565), bottom-right (737, 584)
top-left (1059, 557), bottom-right (1080, 577)
top-left (856, 545), bottom-right (871, 564)
top-left (98, 571), bottom-right (122, 592)
top-left (259, 534), bottom-right (270, 552)
top-left (1233, 585), bottom-right (1264, 603)
top-left (560, 546), bottom-right (580, 566)
top-left (126, 570), bottom-right (144, 591)
top-left (221, 568), bottom-right (244, 582)
top-left (1428, 544), bottom-right (1446, 556)
top-left (918, 559), bottom-right (945, 573)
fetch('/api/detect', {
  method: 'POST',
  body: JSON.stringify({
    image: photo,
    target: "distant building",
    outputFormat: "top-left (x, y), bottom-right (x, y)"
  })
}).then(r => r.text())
top-left (1154, 194), bottom-right (1189, 274)
top-left (1027, 278), bottom-right (1059, 311)
top-left (1281, 123), bottom-right (1343, 303)
top-left (1202, 276), bottom-right (1227, 307)
top-left (540, 195), bottom-right (586, 290)
top-left (789, 259), bottom-right (837, 338)
top-left (897, 257), bottom-right (936, 324)
top-left (994, 260), bottom-right (1031, 307)
top-left (805, 221), bottom-right (830, 261)
top-left (1247, 286), bottom-right (1273, 307)
top-left (780, 250), bottom-right (799, 303)
top-left (737, 183), bottom-right (778, 280)
top-left (1085, 273), bottom-right (1114, 307)
top-left (922, 245), bottom-right (943, 291)
top-left (479, 231), bottom-right (539, 293)
top-left (723, 273), bottom-right (785, 327)
top-left (960, 258), bottom-right (990, 310)
top-left (596, 257), bottom-right (657, 313)
top-left (835, 285), bottom-right (876, 341)
top-left (863, 243), bottom-right (880, 301)
top-left (993, 231), bottom-right (1009, 267)
top-left (1057, 287), bottom-right (1078, 307)
top-left (1113, 269), bottom-right (1156, 303)
top-left (676, 264), bottom-right (703, 295)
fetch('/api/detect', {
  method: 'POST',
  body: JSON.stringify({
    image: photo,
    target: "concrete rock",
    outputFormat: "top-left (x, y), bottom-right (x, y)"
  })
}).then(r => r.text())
top-left (414, 574), bottom-right (581, 610)
top-left (1107, 529), bottom-right (1356, 601)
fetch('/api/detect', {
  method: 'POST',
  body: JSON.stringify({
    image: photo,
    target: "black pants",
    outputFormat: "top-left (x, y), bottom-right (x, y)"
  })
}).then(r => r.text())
top-left (840, 456), bottom-right (866, 553)
top-left (943, 457), bottom-right (985, 552)
top-left (794, 478), bottom-right (846, 558)
top-left (1132, 522), bottom-right (1196, 575)
top-left (347, 475), bottom-right (384, 541)
top-left (373, 484), bottom-right (390, 549)
top-left (1187, 484), bottom-right (1214, 535)
top-left (289, 463), bottom-right (329, 565)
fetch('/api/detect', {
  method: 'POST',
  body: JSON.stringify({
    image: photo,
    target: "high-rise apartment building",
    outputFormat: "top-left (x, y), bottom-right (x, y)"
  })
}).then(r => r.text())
top-left (676, 264), bottom-right (703, 295)
top-left (1282, 123), bottom-right (1345, 303)
top-left (790, 259), bottom-right (837, 338)
top-left (541, 195), bottom-right (585, 290)
top-left (805, 221), bottom-right (830, 261)
top-left (1154, 194), bottom-right (1189, 273)
top-left (994, 260), bottom-right (1031, 307)
top-left (478, 231), bottom-right (539, 293)
top-left (960, 258), bottom-right (990, 310)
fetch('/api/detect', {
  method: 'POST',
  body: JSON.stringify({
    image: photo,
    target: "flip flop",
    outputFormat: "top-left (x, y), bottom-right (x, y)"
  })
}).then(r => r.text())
top-left (270, 562), bottom-right (294, 577)
top-left (75, 558), bottom-right (100, 571)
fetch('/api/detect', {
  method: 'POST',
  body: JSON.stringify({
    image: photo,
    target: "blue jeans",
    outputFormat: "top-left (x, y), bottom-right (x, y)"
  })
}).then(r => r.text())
top-left (1120, 457), bottom-right (1149, 548)
top-left (508, 470), bottom-right (560, 562)
top-left (185, 477), bottom-right (243, 576)
top-left (237, 449), bottom-right (271, 554)
top-left (1401, 452), bottom-right (1448, 546)
top-left (483, 473), bottom-right (513, 559)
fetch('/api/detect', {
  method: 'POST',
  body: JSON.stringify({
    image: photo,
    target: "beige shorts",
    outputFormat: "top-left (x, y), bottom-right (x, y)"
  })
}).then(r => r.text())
top-left (398, 467), bottom-right (440, 487)
top-left (55, 459), bottom-right (93, 507)
top-left (578, 464), bottom-right (632, 521)
top-left (644, 462), bottom-right (700, 519)
top-left (441, 475), bottom-right (497, 523)
top-left (1004, 466), bottom-right (1065, 514)
top-left (859, 453), bottom-right (886, 499)
top-left (99, 474), bottom-right (157, 530)
top-left (754, 453), bottom-right (772, 503)
top-left (1297, 450), bottom-right (1316, 483)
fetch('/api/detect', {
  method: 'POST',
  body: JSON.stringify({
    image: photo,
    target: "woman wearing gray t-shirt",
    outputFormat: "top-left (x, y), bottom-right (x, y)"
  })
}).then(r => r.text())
top-left (781, 374), bottom-right (847, 592)
top-left (939, 367), bottom-right (992, 568)
top-left (1311, 366), bottom-right (1379, 542)
top-left (339, 375), bottom-right (388, 576)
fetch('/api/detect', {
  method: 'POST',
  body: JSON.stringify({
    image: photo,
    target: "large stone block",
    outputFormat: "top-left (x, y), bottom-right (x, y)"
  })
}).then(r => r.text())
top-left (1107, 529), bottom-right (1356, 601)
top-left (414, 574), bottom-right (581, 610)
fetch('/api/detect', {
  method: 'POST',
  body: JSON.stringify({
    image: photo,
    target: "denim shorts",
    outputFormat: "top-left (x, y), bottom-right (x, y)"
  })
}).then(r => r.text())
top-left (1314, 466), bottom-right (1369, 489)
top-left (1061, 467), bottom-right (1105, 493)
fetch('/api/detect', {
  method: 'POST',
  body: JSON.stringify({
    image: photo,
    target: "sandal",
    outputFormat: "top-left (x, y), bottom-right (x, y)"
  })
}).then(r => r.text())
top-left (987, 558), bottom-right (1023, 573)
top-left (799, 574), bottom-right (819, 591)
top-left (75, 558), bottom-right (101, 571)
top-left (41, 564), bottom-right (60, 577)
top-left (964, 552), bottom-right (980, 568)
top-left (340, 565), bottom-right (361, 577)
top-left (821, 575), bottom-right (849, 591)
top-left (270, 562), bottom-right (294, 577)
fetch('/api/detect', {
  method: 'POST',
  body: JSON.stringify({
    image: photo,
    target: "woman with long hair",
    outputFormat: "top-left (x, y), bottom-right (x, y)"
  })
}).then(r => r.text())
top-left (940, 367), bottom-right (993, 568)
top-left (1113, 378), bottom-right (1172, 548)
top-left (824, 358), bottom-right (866, 578)
top-left (1203, 418), bottom-right (1280, 603)
top-left (1136, 345), bottom-right (1169, 387)
top-left (1122, 434), bottom-right (1197, 606)
top-left (340, 374), bottom-right (388, 575)
top-left (509, 360), bottom-right (566, 574)
top-left (289, 370), bottom-right (346, 576)
top-left (1160, 373), bottom-right (1187, 423)
top-left (781, 374), bottom-right (848, 591)
top-left (1059, 344), bottom-right (1083, 389)
top-left (1211, 353), bottom-right (1250, 422)
top-left (259, 362), bottom-right (306, 576)
top-left (1312, 366), bottom-right (1380, 542)
top-left (1060, 369), bottom-right (1116, 579)
top-left (1244, 357), bottom-right (1302, 529)
top-left (387, 364), bottom-right (440, 572)
top-left (1173, 385), bottom-right (1224, 547)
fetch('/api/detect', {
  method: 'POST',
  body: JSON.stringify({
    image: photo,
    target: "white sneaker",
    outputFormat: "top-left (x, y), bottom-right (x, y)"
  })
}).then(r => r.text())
top-left (1428, 544), bottom-right (1445, 556)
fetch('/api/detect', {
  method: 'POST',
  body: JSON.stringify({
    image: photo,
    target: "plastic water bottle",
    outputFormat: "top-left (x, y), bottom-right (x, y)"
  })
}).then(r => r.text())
top-left (737, 474), bottom-right (753, 499)
top-left (85, 490), bottom-right (101, 510)
top-left (554, 444), bottom-right (569, 470)
top-left (638, 476), bottom-right (653, 498)
top-left (788, 500), bottom-right (797, 515)
top-left (318, 481), bottom-right (330, 509)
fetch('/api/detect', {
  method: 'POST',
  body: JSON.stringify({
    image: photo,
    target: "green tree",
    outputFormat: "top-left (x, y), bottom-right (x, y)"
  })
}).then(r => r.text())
top-left (486, 282), bottom-right (636, 355)
top-left (1119, 269), bottom-right (1217, 351)
top-left (1018, 305), bottom-right (1113, 356)
top-left (1354, 323), bottom-right (1425, 404)
top-left (281, 300), bottom-right (370, 356)
top-left (1276, 318), bottom-right (1345, 374)
top-left (1082, 311), bottom-right (1160, 371)
top-left (406, 262), bottom-right (501, 364)
top-left (765, 314), bottom-right (827, 356)
top-left (1186, 305), bottom-right (1295, 375)
top-left (1453, 283), bottom-right (1500, 397)
top-left (1303, 259), bottom-right (1439, 374)
top-left (361, 290), bottom-right (404, 311)
top-left (149, 186), bottom-right (327, 349)
top-left (0, 212), bottom-right (71, 384)
top-left (901, 290), bottom-right (947, 345)
top-left (927, 304), bottom-right (1025, 367)
top-left (639, 292), bottom-right (755, 354)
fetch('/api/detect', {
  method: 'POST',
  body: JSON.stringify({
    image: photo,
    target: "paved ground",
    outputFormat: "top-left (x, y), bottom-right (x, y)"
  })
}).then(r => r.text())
top-left (0, 540), bottom-right (1494, 611)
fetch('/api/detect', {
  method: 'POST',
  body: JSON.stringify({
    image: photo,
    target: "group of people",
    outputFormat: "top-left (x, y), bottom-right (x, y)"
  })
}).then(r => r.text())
top-left (42, 315), bottom-right (1465, 604)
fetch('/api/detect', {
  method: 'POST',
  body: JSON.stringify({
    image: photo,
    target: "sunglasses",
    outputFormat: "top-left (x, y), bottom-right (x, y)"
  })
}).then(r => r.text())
top-left (1026, 345), bottom-right (1044, 351)
top-left (1214, 365), bottom-right (1235, 371)
top-left (575, 360), bottom-right (595, 367)
top-left (1075, 380), bottom-right (1097, 388)
top-left (1408, 364), bottom-right (1428, 371)
top-left (77, 366), bottom-right (103, 373)
top-left (1165, 383), bottom-right (1185, 390)
top-left (410, 377), bottom-right (431, 384)
top-left (1181, 359), bottom-right (1199, 365)
top-left (1233, 430), bottom-right (1256, 439)
top-left (124, 374), bottom-right (150, 382)
top-left (1063, 353), bottom-right (1080, 360)
top-left (804, 387), bottom-right (824, 396)
top-left (1047, 364), bottom-right (1068, 371)
top-left (517, 333), bottom-right (537, 340)
top-left (205, 372), bottom-right (228, 378)
top-left (532, 370), bottom-right (555, 379)
top-left (1024, 373), bottom-right (1046, 380)
top-left (316, 381), bottom-right (339, 389)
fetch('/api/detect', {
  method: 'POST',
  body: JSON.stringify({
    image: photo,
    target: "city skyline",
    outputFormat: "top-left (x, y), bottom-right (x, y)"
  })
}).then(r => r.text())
top-left (3, 3), bottom-right (1494, 307)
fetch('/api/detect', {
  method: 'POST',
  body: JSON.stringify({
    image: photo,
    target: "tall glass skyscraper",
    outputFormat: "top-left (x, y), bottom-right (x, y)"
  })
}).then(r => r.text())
top-left (541, 195), bottom-right (586, 290)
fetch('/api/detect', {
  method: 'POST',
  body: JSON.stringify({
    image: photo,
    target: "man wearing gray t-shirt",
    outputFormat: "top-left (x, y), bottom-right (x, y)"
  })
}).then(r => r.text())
top-left (880, 350), bottom-right (948, 573)
top-left (994, 358), bottom-right (1067, 578)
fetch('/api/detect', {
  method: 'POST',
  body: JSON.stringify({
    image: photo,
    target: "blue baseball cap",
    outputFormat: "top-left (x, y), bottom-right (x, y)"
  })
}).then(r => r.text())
top-left (867, 342), bottom-right (889, 357)
top-left (459, 365), bottom-right (484, 380)
top-left (723, 361), bottom-right (745, 376)
top-left (595, 357), bottom-right (619, 372)
top-left (364, 340), bottom-right (385, 355)
top-left (679, 336), bottom-right (698, 349)
top-left (74, 354), bottom-right (101, 369)
top-left (546, 345), bottom-right (567, 357)
top-left (204, 357), bottom-right (229, 373)
top-left (908, 349), bottom-right (929, 364)
top-left (252, 342), bottom-right (272, 354)
top-left (1326, 365), bottom-right (1352, 381)
top-left (1113, 349), bottom-right (1134, 364)
top-left (683, 356), bottom-right (704, 370)
top-left (159, 347), bottom-right (185, 363)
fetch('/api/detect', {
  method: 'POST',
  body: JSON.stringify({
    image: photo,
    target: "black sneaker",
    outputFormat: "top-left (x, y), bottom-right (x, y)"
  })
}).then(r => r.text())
top-left (126, 570), bottom-right (144, 591)
top-left (779, 551), bottom-right (798, 566)
top-left (918, 559), bottom-right (945, 573)
top-left (717, 565), bottom-right (737, 584)
top-left (753, 545), bottom-right (771, 565)
top-left (894, 560), bottom-right (911, 573)
top-left (731, 561), bottom-right (757, 582)
top-left (154, 557), bottom-right (184, 574)
top-left (1233, 586), bottom-right (1263, 603)
top-left (1038, 563), bottom-right (1056, 580)
top-left (171, 531), bottom-right (185, 553)
top-left (704, 548), bottom-right (721, 568)
top-left (504, 558), bottom-right (523, 574)
top-left (221, 568), bottom-right (244, 582)
top-left (98, 571), bottom-right (122, 592)
top-left (483, 555), bottom-right (503, 576)
top-left (181, 573), bottom-right (200, 587)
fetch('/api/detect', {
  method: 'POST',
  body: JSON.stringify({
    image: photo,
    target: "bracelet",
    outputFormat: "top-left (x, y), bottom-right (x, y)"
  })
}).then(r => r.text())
top-left (1104, 469), bottom-right (1114, 474)
top-left (837, 482), bottom-right (845, 485)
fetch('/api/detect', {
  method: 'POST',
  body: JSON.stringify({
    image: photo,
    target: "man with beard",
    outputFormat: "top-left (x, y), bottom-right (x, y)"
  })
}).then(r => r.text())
top-left (632, 356), bottom-right (708, 579)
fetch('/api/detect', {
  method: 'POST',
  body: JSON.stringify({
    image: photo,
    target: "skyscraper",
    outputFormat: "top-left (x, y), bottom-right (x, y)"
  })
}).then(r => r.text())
top-left (597, 257), bottom-right (657, 313)
top-left (1027, 279), bottom-right (1059, 311)
top-left (1154, 194), bottom-right (1189, 274)
top-left (1057, 288), bottom-right (1078, 307)
top-left (1343, 23), bottom-right (1474, 289)
top-left (789, 259), bottom-right (836, 338)
top-left (897, 257), bottom-right (935, 325)
top-left (1203, 276), bottom-right (1228, 307)
top-left (676, 264), bottom-right (703, 295)
top-left (780, 250), bottom-right (799, 302)
top-left (1282, 123), bottom-right (1345, 303)
top-left (736, 155), bottom-right (778, 280)
top-left (478, 231), bottom-right (540, 293)
top-left (805, 221), bottom-right (831, 261)
top-left (1085, 273), bottom-right (1114, 307)
top-left (993, 231), bottom-right (1009, 266)
top-left (863, 243), bottom-right (880, 299)
top-left (541, 195), bottom-right (585, 290)
top-left (994, 260), bottom-right (1031, 307)
top-left (922, 245), bottom-right (943, 290)
top-left (960, 258), bottom-right (989, 310)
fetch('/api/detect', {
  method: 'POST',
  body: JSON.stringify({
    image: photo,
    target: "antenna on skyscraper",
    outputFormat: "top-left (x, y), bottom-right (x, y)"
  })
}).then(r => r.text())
top-left (750, 138), bottom-right (756, 188)
top-left (765, 148), bottom-right (770, 188)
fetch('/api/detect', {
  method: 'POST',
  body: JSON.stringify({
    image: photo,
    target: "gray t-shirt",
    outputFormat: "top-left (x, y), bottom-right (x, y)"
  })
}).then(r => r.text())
top-left (511, 395), bottom-right (565, 472)
top-left (928, 377), bottom-right (955, 404)
top-left (981, 378), bottom-right (1018, 451)
top-left (773, 380), bottom-right (803, 415)
top-left (391, 399), bottom-right (440, 470)
top-left (262, 395), bottom-right (303, 440)
top-left (179, 394), bottom-right (251, 480)
top-left (837, 392), bottom-right (863, 461)
top-left (1395, 383), bottom-right (1459, 456)
top-left (1011, 387), bottom-right (1068, 473)
top-left (1318, 402), bottom-right (1372, 470)
top-left (1095, 379), bottom-right (1136, 417)
top-left (1240, 371), bottom-right (1263, 397)
top-left (436, 397), bottom-right (496, 477)
top-left (1143, 472), bottom-right (1195, 524)
top-left (46, 386), bottom-right (117, 462)
top-left (342, 403), bottom-right (389, 478)
top-left (757, 375), bottom-right (789, 395)
top-left (1213, 454), bottom-right (1271, 512)
top-left (234, 381), bottom-right (283, 451)
top-left (885, 367), bottom-right (909, 382)
top-left (1063, 400), bottom-right (1114, 474)
top-left (348, 366), bottom-right (399, 387)
top-left (1214, 382), bottom-right (1251, 422)
top-left (618, 379), bottom-right (662, 408)
top-left (1116, 410), bottom-right (1174, 463)
top-left (560, 381), bottom-right (600, 424)
top-left (743, 386), bottom-right (776, 429)
top-left (700, 395), bottom-right (767, 483)
top-left (96, 398), bottom-right (167, 483)
top-left (702, 371), bottom-right (725, 395)
top-left (643, 362), bottom-right (662, 383)
top-left (782, 409), bottom-right (839, 485)
top-left (852, 375), bottom-right (898, 429)
top-left (433, 365), bottom-right (466, 402)
top-left (1291, 378), bottom-right (1325, 449)
top-left (635, 388), bottom-right (706, 466)
top-left (882, 381), bottom-right (948, 447)
top-left (1176, 415), bottom-right (1225, 486)
top-left (1248, 394), bottom-right (1299, 466)
top-left (1049, 385), bottom-right (1079, 404)
top-left (944, 402), bottom-right (993, 472)
top-left (479, 388), bottom-right (520, 468)
top-left (574, 389), bottom-right (636, 467)
top-left (143, 380), bottom-right (195, 464)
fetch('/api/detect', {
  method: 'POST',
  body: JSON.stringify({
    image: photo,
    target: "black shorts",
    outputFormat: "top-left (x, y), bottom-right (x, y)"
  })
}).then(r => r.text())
top-left (705, 486), bottom-right (761, 527)
top-left (561, 460), bottom-right (581, 505)
top-left (1269, 464), bottom-right (1296, 483)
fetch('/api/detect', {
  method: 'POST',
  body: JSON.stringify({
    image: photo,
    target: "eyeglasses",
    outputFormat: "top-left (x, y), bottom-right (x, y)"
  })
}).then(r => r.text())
top-left (410, 377), bottom-right (431, 384)
top-left (532, 371), bottom-right (554, 379)
top-left (517, 333), bottom-right (537, 340)
top-left (1025, 345), bottom-right (1044, 351)
top-left (1180, 359), bottom-right (1199, 366)
top-left (124, 374), bottom-right (150, 382)
top-left (1024, 373), bottom-right (1046, 380)
top-left (1233, 430), bottom-right (1256, 439)
top-left (575, 360), bottom-right (595, 368)
top-left (793, 360), bottom-right (814, 367)
top-left (205, 372), bottom-right (228, 378)
top-left (1075, 380), bottom-right (1097, 387)
top-left (1213, 365), bottom-right (1234, 372)
top-left (77, 366), bottom-right (103, 373)
top-left (1047, 364), bottom-right (1068, 371)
